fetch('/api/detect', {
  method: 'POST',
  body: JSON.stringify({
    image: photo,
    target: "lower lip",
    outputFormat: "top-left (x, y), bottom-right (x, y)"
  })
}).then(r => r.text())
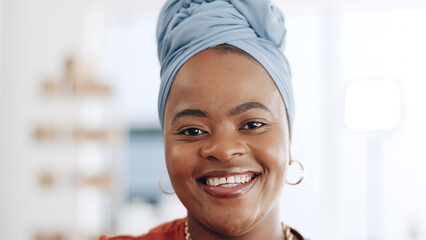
top-left (199, 176), bottom-right (260, 198)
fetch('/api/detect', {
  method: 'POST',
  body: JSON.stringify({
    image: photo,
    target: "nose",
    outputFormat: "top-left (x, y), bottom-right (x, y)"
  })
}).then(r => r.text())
top-left (200, 129), bottom-right (248, 162)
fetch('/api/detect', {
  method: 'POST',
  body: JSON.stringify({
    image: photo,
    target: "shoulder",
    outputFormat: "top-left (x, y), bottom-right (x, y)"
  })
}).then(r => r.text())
top-left (99, 218), bottom-right (186, 240)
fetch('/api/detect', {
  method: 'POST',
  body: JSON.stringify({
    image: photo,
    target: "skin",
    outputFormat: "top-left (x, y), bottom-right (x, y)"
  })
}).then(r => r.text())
top-left (163, 48), bottom-right (292, 240)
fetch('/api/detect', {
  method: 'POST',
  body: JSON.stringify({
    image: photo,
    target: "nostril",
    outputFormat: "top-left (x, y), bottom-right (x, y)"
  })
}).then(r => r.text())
top-left (207, 156), bottom-right (218, 161)
top-left (206, 154), bottom-right (239, 162)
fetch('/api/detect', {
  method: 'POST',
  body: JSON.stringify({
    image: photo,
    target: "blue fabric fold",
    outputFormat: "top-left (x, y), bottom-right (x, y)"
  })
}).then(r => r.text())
top-left (157, 0), bottom-right (294, 130)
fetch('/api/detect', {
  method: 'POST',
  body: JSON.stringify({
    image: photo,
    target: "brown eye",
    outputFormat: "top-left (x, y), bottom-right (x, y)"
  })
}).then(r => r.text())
top-left (241, 121), bottom-right (265, 130)
top-left (179, 128), bottom-right (206, 136)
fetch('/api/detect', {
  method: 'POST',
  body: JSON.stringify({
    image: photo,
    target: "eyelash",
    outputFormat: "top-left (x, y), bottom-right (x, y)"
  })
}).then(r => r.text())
top-left (177, 121), bottom-right (266, 136)
top-left (240, 121), bottom-right (266, 130)
top-left (178, 128), bottom-right (207, 136)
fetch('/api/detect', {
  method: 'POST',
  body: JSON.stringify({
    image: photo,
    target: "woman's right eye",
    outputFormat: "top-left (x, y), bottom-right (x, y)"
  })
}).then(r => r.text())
top-left (178, 128), bottom-right (206, 136)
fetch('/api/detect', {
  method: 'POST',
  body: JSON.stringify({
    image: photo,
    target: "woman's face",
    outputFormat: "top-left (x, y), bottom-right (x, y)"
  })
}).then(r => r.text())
top-left (163, 48), bottom-right (290, 236)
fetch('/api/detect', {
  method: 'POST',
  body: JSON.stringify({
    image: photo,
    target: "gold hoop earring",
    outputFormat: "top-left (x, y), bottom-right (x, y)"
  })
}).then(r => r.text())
top-left (158, 170), bottom-right (175, 195)
top-left (286, 159), bottom-right (306, 186)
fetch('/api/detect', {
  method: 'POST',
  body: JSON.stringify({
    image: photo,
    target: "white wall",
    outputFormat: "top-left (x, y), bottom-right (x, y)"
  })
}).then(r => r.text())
top-left (0, 1), bottom-right (166, 239)
top-left (278, 3), bottom-right (426, 240)
top-left (0, 0), bottom-right (92, 239)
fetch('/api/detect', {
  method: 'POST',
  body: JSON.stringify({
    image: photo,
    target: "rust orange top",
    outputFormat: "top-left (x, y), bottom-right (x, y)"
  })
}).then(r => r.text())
top-left (99, 218), bottom-right (185, 240)
top-left (99, 218), bottom-right (306, 240)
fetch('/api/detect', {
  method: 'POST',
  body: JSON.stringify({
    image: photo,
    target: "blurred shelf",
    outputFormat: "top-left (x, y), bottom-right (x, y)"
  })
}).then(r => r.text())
top-left (34, 126), bottom-right (120, 142)
top-left (31, 54), bottom-right (121, 238)
top-left (41, 56), bottom-right (112, 97)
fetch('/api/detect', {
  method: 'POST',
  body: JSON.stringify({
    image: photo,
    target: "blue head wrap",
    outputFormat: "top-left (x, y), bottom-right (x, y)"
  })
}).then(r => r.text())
top-left (157, 0), bottom-right (294, 130)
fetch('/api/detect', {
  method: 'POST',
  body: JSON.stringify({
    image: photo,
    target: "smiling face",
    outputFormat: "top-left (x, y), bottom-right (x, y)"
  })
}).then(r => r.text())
top-left (163, 47), bottom-right (290, 237)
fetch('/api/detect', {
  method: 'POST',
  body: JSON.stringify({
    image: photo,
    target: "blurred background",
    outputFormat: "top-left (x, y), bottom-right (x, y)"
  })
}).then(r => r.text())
top-left (1, 0), bottom-right (426, 239)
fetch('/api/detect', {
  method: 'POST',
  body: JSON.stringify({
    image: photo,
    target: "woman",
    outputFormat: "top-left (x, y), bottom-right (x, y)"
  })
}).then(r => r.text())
top-left (100, 0), bottom-right (306, 239)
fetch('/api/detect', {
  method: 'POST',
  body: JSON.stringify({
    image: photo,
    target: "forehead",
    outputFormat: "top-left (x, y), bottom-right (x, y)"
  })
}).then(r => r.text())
top-left (164, 48), bottom-right (284, 119)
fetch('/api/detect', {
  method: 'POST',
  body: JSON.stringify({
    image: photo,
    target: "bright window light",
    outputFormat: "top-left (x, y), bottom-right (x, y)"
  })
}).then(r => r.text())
top-left (345, 80), bottom-right (401, 131)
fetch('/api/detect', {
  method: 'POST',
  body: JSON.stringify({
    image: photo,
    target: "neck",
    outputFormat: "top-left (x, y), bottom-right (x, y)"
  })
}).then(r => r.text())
top-left (187, 204), bottom-right (284, 240)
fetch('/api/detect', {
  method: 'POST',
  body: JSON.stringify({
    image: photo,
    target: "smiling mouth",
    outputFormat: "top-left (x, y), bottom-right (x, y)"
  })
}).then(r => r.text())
top-left (197, 172), bottom-right (261, 198)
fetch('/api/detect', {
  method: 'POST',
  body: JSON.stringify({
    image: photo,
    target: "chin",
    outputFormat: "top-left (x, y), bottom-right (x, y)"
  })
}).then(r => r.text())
top-left (203, 211), bottom-right (258, 236)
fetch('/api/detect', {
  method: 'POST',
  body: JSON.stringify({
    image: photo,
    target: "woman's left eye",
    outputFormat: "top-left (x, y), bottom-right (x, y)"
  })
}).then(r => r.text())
top-left (240, 121), bottom-right (265, 130)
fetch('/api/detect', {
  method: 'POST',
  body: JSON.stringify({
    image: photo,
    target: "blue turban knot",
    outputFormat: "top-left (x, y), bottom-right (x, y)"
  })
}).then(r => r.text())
top-left (157, 0), bottom-right (294, 130)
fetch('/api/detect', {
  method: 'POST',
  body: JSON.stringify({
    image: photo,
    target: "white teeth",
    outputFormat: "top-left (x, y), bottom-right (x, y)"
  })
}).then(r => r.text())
top-left (222, 183), bottom-right (238, 188)
top-left (214, 178), bottom-right (219, 186)
top-left (205, 175), bottom-right (253, 187)
top-left (227, 176), bottom-right (235, 184)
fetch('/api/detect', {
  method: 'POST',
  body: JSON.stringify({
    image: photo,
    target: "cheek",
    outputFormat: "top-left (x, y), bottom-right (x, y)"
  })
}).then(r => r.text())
top-left (250, 129), bottom-right (289, 179)
top-left (164, 140), bottom-right (197, 181)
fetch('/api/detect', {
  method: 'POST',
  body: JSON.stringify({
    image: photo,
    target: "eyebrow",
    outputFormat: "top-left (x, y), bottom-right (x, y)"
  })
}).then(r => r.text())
top-left (171, 101), bottom-right (271, 124)
top-left (172, 109), bottom-right (209, 123)
top-left (229, 101), bottom-right (272, 116)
